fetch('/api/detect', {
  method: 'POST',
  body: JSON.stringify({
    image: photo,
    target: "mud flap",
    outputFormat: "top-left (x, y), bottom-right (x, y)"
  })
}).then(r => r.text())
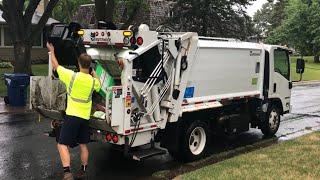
top-left (160, 120), bottom-right (183, 152)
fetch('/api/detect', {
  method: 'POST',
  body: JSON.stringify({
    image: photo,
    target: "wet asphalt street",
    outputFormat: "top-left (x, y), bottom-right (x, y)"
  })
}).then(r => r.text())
top-left (1, 83), bottom-right (320, 180)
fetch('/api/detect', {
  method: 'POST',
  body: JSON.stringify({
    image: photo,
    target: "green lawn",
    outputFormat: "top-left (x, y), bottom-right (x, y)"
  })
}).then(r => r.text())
top-left (0, 64), bottom-right (48, 97)
top-left (183, 131), bottom-right (320, 180)
top-left (291, 56), bottom-right (320, 81)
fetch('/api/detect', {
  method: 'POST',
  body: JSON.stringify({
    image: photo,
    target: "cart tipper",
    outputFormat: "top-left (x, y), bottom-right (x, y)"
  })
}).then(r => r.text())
top-left (30, 23), bottom-right (298, 162)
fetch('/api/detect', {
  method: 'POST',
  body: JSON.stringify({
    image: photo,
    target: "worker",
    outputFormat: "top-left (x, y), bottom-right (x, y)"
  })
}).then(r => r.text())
top-left (46, 43), bottom-right (101, 180)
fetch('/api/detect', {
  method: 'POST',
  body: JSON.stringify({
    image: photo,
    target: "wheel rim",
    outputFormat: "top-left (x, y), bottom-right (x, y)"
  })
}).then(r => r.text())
top-left (269, 109), bottom-right (279, 130)
top-left (189, 127), bottom-right (206, 155)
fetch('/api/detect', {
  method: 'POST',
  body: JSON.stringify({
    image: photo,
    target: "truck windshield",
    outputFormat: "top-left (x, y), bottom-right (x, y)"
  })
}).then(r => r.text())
top-left (274, 49), bottom-right (290, 80)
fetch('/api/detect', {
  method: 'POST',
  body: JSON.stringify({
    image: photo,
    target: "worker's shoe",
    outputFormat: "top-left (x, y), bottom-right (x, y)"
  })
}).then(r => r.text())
top-left (62, 172), bottom-right (74, 180)
top-left (74, 169), bottom-right (87, 180)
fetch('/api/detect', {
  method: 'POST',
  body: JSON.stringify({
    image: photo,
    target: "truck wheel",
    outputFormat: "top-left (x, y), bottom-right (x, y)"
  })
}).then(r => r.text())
top-left (261, 105), bottom-right (280, 137)
top-left (176, 120), bottom-right (209, 162)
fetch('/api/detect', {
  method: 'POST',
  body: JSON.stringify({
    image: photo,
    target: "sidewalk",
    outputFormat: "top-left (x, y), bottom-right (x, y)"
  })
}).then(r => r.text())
top-left (0, 98), bottom-right (33, 114)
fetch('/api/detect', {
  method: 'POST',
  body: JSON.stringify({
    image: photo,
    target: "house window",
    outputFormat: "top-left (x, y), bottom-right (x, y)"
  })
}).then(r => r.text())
top-left (2, 26), bottom-right (43, 47)
top-left (3, 26), bottom-right (13, 46)
top-left (32, 34), bottom-right (42, 47)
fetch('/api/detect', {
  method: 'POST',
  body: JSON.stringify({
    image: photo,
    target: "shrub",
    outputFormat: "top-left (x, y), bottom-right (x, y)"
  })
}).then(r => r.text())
top-left (0, 62), bottom-right (13, 68)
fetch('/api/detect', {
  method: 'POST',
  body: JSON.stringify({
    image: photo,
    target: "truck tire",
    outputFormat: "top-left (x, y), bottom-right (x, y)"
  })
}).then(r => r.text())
top-left (261, 105), bottom-right (280, 137)
top-left (171, 120), bottom-right (209, 162)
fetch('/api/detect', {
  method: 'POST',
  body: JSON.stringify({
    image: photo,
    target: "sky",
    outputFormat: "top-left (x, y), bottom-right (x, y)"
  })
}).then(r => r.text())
top-left (246, 0), bottom-right (268, 17)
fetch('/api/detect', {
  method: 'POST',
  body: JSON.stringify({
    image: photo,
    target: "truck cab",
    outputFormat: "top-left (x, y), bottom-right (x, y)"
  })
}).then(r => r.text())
top-left (265, 45), bottom-right (292, 114)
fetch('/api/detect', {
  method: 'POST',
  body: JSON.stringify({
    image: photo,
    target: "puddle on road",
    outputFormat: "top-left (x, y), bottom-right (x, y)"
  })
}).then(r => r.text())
top-left (305, 126), bottom-right (312, 130)
top-left (278, 126), bottom-right (320, 142)
top-left (285, 127), bottom-right (295, 131)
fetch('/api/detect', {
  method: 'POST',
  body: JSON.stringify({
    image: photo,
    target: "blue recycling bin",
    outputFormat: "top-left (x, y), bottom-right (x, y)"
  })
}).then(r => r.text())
top-left (4, 73), bottom-right (30, 106)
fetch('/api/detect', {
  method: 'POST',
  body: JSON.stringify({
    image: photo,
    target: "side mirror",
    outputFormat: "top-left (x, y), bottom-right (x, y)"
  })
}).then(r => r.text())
top-left (296, 58), bottom-right (305, 74)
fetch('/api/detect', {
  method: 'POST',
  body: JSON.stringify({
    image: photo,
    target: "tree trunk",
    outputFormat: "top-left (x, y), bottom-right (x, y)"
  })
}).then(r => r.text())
top-left (120, 6), bottom-right (140, 30)
top-left (105, 0), bottom-right (115, 22)
top-left (1, 0), bottom-right (57, 75)
top-left (314, 55), bottom-right (320, 63)
top-left (121, 7), bottom-right (128, 22)
top-left (95, 0), bottom-right (106, 22)
top-left (201, 0), bottom-right (210, 36)
top-left (13, 42), bottom-right (32, 74)
top-left (43, 0), bottom-right (49, 9)
top-left (313, 45), bottom-right (320, 63)
top-left (64, 0), bottom-right (73, 23)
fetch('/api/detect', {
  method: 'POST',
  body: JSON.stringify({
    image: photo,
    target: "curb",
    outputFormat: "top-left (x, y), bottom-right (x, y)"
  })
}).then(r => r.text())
top-left (0, 109), bottom-right (34, 115)
top-left (153, 137), bottom-right (278, 179)
top-left (293, 80), bottom-right (320, 87)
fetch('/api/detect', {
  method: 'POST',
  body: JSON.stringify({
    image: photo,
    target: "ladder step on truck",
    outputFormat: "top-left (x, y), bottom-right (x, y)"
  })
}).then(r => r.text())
top-left (129, 147), bottom-right (167, 161)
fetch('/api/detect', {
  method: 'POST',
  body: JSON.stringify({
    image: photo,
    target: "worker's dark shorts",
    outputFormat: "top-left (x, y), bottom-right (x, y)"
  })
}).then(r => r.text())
top-left (58, 115), bottom-right (90, 147)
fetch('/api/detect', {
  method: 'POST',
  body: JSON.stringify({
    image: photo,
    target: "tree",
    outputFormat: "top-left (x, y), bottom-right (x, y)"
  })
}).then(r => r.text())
top-left (253, 2), bottom-right (273, 37)
top-left (266, 0), bottom-right (320, 62)
top-left (166, 0), bottom-right (254, 40)
top-left (0, 0), bottom-right (59, 74)
top-left (52, 0), bottom-right (91, 23)
top-left (253, 0), bottom-right (287, 38)
top-left (308, 0), bottom-right (320, 62)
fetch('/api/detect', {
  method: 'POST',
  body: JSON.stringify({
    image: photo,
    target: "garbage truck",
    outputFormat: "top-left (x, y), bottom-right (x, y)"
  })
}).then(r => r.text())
top-left (30, 23), bottom-right (295, 162)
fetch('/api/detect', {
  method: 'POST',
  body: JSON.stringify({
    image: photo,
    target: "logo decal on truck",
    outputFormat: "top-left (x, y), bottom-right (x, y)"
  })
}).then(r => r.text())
top-left (250, 51), bottom-right (261, 56)
top-left (184, 87), bottom-right (195, 98)
top-left (251, 78), bottom-right (258, 85)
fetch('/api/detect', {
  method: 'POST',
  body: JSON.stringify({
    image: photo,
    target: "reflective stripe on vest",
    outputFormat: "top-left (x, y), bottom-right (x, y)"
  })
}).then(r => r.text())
top-left (67, 73), bottom-right (95, 103)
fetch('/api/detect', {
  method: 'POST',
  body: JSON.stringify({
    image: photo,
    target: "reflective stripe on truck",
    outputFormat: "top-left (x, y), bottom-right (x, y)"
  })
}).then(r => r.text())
top-left (181, 93), bottom-right (260, 113)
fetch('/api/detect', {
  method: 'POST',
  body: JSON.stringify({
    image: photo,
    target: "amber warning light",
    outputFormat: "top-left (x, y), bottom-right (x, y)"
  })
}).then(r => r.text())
top-left (123, 31), bottom-right (133, 37)
top-left (77, 30), bottom-right (85, 36)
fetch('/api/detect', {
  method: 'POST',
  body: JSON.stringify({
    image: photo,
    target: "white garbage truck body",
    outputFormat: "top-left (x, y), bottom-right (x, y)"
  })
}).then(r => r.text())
top-left (30, 24), bottom-right (292, 161)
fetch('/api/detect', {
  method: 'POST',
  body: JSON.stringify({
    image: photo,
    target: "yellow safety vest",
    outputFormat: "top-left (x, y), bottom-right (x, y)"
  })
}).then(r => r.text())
top-left (57, 66), bottom-right (100, 120)
top-left (67, 73), bottom-right (95, 104)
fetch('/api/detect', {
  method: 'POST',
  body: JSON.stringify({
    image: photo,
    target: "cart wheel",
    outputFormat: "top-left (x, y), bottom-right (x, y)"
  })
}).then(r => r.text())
top-left (4, 96), bottom-right (9, 105)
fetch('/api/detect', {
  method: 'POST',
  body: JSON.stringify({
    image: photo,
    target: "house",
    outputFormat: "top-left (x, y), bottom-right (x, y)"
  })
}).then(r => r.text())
top-left (0, 0), bottom-right (58, 62)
